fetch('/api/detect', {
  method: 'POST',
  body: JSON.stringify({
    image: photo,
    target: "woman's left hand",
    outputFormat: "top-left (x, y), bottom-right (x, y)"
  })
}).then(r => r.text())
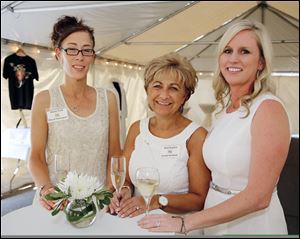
top-left (138, 214), bottom-right (181, 233)
top-left (117, 196), bottom-right (145, 218)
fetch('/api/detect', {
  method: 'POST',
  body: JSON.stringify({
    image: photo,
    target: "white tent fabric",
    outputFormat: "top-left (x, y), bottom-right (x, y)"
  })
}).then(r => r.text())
top-left (1, 1), bottom-right (299, 193)
top-left (1, 1), bottom-right (299, 71)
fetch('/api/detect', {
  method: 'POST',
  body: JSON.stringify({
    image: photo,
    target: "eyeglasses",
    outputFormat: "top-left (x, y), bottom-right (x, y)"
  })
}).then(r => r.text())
top-left (60, 48), bottom-right (95, 56)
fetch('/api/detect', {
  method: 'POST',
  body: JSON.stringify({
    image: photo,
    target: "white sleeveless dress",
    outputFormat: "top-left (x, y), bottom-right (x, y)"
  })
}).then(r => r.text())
top-left (202, 93), bottom-right (288, 235)
top-left (32, 86), bottom-right (109, 204)
top-left (129, 117), bottom-right (201, 195)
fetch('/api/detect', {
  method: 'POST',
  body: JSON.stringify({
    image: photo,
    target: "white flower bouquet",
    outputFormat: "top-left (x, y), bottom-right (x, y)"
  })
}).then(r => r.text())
top-left (45, 171), bottom-right (112, 227)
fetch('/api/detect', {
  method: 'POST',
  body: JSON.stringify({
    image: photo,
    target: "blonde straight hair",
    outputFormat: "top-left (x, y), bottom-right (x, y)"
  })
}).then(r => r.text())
top-left (213, 20), bottom-right (275, 117)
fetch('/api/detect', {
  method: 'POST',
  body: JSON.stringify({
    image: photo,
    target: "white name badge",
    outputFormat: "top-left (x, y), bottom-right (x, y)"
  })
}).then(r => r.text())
top-left (160, 145), bottom-right (180, 159)
top-left (47, 108), bottom-right (69, 123)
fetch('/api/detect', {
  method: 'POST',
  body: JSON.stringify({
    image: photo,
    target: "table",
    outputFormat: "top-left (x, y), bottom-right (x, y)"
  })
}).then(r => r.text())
top-left (1, 205), bottom-right (174, 236)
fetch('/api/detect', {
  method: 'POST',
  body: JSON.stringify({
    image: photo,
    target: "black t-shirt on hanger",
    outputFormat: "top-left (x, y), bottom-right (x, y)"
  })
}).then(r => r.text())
top-left (3, 53), bottom-right (39, 110)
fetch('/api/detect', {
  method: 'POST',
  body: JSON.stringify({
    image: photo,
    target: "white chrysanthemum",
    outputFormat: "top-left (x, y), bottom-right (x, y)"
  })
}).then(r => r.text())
top-left (57, 171), bottom-right (103, 200)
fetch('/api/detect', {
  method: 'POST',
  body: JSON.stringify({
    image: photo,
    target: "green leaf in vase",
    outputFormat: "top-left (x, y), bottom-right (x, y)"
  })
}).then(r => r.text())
top-left (45, 191), bottom-right (67, 200)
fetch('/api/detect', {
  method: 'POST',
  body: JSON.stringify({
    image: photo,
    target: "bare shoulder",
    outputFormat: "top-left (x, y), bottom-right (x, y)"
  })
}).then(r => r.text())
top-left (124, 120), bottom-right (141, 150)
top-left (191, 126), bottom-right (208, 141)
top-left (254, 99), bottom-right (289, 122)
top-left (106, 89), bottom-right (117, 102)
top-left (105, 89), bottom-right (118, 110)
top-left (32, 90), bottom-right (50, 109)
top-left (187, 126), bottom-right (208, 150)
top-left (252, 99), bottom-right (290, 138)
top-left (128, 120), bottom-right (140, 136)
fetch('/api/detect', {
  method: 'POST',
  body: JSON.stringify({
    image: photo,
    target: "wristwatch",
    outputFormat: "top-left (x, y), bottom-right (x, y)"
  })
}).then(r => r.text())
top-left (158, 195), bottom-right (168, 209)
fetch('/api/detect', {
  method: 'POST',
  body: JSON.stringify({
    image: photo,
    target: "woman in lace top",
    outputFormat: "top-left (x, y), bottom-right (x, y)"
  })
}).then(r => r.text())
top-left (108, 53), bottom-right (211, 218)
top-left (29, 16), bottom-right (121, 210)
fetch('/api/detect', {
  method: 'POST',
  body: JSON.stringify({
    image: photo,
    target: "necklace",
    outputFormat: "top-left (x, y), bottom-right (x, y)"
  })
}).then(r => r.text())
top-left (71, 99), bottom-right (81, 112)
top-left (71, 105), bottom-right (79, 112)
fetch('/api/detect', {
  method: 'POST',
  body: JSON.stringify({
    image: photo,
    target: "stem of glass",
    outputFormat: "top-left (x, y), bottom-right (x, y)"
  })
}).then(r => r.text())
top-left (144, 196), bottom-right (152, 215)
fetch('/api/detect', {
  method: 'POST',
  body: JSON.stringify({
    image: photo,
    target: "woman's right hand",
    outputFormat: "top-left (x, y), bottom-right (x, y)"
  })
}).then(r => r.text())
top-left (108, 187), bottom-right (132, 214)
top-left (39, 186), bottom-right (56, 210)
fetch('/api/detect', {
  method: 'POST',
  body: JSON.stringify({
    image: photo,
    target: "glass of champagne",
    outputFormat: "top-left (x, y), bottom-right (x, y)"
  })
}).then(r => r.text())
top-left (110, 156), bottom-right (126, 194)
top-left (54, 154), bottom-right (70, 181)
top-left (135, 167), bottom-right (160, 215)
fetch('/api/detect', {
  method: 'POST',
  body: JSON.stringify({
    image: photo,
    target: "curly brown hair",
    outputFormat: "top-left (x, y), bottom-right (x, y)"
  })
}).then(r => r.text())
top-left (51, 15), bottom-right (95, 48)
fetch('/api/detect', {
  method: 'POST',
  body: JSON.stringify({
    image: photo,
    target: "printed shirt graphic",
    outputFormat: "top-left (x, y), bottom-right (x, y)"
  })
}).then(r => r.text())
top-left (3, 53), bottom-right (39, 109)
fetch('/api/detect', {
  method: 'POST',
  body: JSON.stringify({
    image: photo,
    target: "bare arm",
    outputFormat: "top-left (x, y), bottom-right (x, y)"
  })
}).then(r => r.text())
top-left (185, 100), bottom-right (290, 231)
top-left (108, 120), bottom-right (140, 214)
top-left (123, 121), bottom-right (140, 192)
top-left (106, 90), bottom-right (122, 191)
top-left (28, 90), bottom-right (51, 188)
top-left (28, 90), bottom-right (56, 209)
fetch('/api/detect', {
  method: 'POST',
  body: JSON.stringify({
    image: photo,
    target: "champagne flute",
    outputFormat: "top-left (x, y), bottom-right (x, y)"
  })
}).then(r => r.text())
top-left (110, 156), bottom-right (126, 194)
top-left (135, 167), bottom-right (160, 215)
top-left (54, 154), bottom-right (70, 181)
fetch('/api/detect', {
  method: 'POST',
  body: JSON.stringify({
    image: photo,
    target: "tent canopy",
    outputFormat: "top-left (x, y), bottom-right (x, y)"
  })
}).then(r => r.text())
top-left (1, 1), bottom-right (299, 72)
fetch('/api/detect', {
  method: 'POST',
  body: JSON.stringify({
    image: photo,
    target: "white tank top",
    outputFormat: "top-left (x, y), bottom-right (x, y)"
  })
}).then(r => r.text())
top-left (129, 117), bottom-right (201, 195)
top-left (203, 92), bottom-right (288, 190)
top-left (46, 86), bottom-right (109, 185)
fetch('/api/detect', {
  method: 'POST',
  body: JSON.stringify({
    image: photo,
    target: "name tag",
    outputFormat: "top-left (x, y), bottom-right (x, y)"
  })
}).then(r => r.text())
top-left (160, 145), bottom-right (180, 159)
top-left (47, 108), bottom-right (69, 123)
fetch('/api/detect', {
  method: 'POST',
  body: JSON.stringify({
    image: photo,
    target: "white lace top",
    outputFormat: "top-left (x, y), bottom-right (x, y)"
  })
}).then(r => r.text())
top-left (46, 86), bottom-right (109, 185)
top-left (129, 117), bottom-right (201, 195)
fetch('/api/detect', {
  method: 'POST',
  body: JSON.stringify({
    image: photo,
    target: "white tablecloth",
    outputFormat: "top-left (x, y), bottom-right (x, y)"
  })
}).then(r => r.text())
top-left (1, 205), bottom-right (173, 236)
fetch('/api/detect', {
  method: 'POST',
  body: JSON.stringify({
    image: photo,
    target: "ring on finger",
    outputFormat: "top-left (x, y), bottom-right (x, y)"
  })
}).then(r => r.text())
top-left (155, 220), bottom-right (161, 227)
top-left (135, 206), bottom-right (140, 211)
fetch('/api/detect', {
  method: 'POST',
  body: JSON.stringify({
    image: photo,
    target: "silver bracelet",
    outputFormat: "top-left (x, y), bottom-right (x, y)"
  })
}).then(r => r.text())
top-left (39, 183), bottom-right (53, 197)
top-left (172, 215), bottom-right (187, 235)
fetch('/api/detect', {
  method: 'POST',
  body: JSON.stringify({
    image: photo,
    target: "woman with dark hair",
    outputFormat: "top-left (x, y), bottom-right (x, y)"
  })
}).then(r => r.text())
top-left (29, 16), bottom-right (121, 210)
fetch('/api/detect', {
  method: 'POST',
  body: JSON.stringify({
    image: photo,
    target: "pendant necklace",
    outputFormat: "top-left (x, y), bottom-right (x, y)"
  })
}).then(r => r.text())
top-left (71, 97), bottom-right (81, 113)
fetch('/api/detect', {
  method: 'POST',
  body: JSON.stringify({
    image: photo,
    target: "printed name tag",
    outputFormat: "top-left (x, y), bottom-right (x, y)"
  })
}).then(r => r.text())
top-left (47, 108), bottom-right (69, 123)
top-left (160, 145), bottom-right (180, 159)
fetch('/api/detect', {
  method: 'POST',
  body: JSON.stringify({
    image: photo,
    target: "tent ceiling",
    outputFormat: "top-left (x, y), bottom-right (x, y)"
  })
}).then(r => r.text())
top-left (1, 1), bottom-right (191, 52)
top-left (1, 1), bottom-right (299, 72)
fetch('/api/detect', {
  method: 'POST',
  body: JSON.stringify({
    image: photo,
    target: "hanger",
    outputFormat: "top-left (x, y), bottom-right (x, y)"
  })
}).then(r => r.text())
top-left (16, 46), bottom-right (26, 56)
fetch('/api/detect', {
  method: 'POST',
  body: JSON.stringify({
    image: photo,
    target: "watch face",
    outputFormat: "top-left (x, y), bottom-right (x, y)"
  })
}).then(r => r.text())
top-left (159, 196), bottom-right (168, 206)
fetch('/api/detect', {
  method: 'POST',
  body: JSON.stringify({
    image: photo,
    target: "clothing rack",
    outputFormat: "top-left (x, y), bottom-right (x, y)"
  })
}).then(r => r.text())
top-left (16, 109), bottom-right (28, 128)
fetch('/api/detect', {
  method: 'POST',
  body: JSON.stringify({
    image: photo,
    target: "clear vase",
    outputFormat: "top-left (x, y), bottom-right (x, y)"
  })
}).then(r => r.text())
top-left (65, 199), bottom-right (97, 228)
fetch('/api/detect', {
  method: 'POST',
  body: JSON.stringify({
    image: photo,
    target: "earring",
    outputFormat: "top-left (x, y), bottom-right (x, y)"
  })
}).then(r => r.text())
top-left (256, 70), bottom-right (261, 80)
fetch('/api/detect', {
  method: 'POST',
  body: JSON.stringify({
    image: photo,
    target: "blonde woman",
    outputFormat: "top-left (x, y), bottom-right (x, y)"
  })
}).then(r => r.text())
top-left (109, 53), bottom-right (211, 224)
top-left (139, 20), bottom-right (290, 235)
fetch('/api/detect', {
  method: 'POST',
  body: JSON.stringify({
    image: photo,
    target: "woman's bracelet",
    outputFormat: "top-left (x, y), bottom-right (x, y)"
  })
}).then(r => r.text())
top-left (121, 185), bottom-right (132, 196)
top-left (172, 215), bottom-right (187, 235)
top-left (39, 183), bottom-right (53, 197)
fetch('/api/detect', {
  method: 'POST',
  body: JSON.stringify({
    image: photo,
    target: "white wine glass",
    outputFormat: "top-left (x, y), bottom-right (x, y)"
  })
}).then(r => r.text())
top-left (110, 156), bottom-right (126, 194)
top-left (54, 154), bottom-right (70, 181)
top-left (135, 167), bottom-right (160, 215)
